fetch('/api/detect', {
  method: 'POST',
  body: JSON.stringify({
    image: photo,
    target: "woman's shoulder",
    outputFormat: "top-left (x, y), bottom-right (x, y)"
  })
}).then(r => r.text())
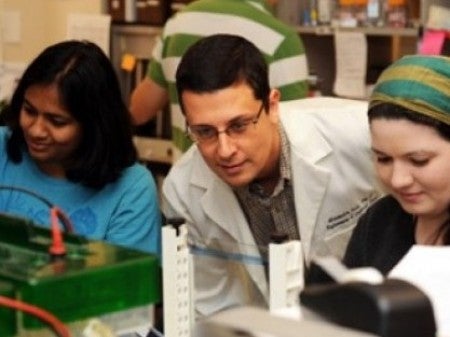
top-left (0, 126), bottom-right (9, 141)
top-left (0, 127), bottom-right (10, 158)
top-left (122, 162), bottom-right (155, 181)
top-left (95, 163), bottom-right (158, 206)
top-left (116, 162), bottom-right (158, 191)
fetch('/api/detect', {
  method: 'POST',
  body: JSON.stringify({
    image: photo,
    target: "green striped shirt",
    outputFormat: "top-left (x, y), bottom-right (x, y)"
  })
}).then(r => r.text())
top-left (148, 0), bottom-right (309, 154)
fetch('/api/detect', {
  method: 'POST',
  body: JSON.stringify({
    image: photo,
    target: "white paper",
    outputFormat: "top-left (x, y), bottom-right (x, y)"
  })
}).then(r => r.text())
top-left (389, 245), bottom-right (450, 337)
top-left (333, 31), bottom-right (367, 99)
top-left (0, 62), bottom-right (26, 102)
top-left (1, 10), bottom-right (21, 43)
top-left (66, 13), bottom-right (111, 57)
top-left (427, 5), bottom-right (450, 30)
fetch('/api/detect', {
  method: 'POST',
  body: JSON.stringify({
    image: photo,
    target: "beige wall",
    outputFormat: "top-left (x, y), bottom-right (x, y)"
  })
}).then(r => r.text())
top-left (1, 0), bottom-right (105, 64)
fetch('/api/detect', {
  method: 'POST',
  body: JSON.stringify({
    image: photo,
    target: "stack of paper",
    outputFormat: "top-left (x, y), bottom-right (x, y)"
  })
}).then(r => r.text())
top-left (389, 246), bottom-right (450, 337)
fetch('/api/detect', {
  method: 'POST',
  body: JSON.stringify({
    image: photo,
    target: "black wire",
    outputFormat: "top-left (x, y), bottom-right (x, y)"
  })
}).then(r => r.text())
top-left (0, 185), bottom-right (74, 233)
top-left (0, 184), bottom-right (54, 207)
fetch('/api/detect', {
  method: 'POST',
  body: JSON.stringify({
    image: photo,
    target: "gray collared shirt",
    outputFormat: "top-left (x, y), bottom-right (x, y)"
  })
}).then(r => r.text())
top-left (235, 126), bottom-right (299, 260)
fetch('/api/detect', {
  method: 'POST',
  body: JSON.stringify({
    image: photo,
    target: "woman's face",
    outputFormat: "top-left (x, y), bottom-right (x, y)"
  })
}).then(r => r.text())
top-left (19, 84), bottom-right (82, 177)
top-left (371, 118), bottom-right (450, 221)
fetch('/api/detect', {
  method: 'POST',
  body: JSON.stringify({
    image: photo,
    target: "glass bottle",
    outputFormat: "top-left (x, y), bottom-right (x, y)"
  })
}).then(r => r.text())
top-left (366, 0), bottom-right (381, 26)
top-left (338, 0), bottom-right (357, 27)
top-left (354, 0), bottom-right (368, 26)
top-left (318, 0), bottom-right (335, 25)
top-left (386, 0), bottom-right (406, 28)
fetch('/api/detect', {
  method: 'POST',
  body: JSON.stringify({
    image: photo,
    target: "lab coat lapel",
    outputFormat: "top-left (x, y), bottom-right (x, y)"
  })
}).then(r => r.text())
top-left (286, 120), bottom-right (332, 263)
top-left (201, 178), bottom-right (250, 240)
top-left (197, 171), bottom-right (269, 300)
top-left (292, 155), bottom-right (330, 262)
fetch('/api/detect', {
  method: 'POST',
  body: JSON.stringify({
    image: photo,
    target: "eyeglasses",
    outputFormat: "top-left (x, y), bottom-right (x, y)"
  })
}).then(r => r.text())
top-left (186, 102), bottom-right (265, 144)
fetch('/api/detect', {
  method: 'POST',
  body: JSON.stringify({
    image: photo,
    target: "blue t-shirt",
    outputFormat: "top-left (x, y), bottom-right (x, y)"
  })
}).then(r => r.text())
top-left (0, 127), bottom-right (161, 255)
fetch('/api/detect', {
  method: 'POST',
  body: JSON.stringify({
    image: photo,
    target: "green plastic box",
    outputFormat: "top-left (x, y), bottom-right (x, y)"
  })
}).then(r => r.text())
top-left (0, 214), bottom-right (161, 330)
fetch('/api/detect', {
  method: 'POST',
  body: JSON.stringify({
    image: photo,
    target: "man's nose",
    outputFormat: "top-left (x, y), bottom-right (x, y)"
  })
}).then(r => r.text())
top-left (216, 131), bottom-right (237, 158)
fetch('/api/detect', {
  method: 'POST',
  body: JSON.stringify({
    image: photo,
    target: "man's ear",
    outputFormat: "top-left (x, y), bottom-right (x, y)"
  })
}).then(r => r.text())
top-left (268, 89), bottom-right (280, 122)
top-left (269, 89), bottom-right (280, 104)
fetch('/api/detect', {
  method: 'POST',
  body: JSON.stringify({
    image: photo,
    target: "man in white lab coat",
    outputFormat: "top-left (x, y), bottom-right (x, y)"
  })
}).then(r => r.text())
top-left (162, 34), bottom-right (381, 317)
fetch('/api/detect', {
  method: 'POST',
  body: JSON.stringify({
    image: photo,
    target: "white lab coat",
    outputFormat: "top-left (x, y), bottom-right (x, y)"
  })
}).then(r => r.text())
top-left (162, 97), bottom-right (382, 317)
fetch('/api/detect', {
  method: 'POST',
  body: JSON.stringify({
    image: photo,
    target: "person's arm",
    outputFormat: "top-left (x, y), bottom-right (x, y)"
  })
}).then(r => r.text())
top-left (129, 77), bottom-right (169, 125)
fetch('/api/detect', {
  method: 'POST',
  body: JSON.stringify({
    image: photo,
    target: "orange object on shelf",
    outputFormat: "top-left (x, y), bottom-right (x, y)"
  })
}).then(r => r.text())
top-left (388, 0), bottom-right (405, 5)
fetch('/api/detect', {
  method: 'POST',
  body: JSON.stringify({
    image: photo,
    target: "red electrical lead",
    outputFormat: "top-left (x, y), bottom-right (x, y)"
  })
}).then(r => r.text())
top-left (49, 207), bottom-right (67, 257)
top-left (0, 296), bottom-right (71, 337)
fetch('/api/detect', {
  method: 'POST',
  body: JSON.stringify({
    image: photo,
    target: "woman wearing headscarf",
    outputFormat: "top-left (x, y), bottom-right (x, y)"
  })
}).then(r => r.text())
top-left (344, 55), bottom-right (450, 275)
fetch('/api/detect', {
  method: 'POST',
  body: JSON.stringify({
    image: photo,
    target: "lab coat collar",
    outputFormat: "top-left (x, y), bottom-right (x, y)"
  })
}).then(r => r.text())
top-left (190, 155), bottom-right (256, 246)
top-left (190, 153), bottom-right (269, 298)
top-left (281, 113), bottom-right (332, 262)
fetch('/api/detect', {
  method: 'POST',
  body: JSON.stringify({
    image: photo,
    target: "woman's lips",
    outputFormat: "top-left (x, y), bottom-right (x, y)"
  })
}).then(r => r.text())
top-left (27, 140), bottom-right (49, 152)
top-left (397, 192), bottom-right (423, 203)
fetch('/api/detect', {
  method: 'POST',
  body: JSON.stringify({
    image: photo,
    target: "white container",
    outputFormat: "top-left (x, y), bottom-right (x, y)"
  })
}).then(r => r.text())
top-left (124, 0), bottom-right (137, 22)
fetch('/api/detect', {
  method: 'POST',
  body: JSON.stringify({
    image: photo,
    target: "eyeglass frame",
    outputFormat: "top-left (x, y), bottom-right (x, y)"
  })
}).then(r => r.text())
top-left (185, 101), bottom-right (266, 144)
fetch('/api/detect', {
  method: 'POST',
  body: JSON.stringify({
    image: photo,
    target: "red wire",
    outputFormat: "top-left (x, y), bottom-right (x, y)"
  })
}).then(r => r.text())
top-left (49, 207), bottom-right (67, 256)
top-left (0, 296), bottom-right (71, 337)
top-left (54, 207), bottom-right (74, 233)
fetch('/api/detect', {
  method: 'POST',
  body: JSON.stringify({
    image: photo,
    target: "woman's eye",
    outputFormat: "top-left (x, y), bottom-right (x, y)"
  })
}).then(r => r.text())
top-left (49, 117), bottom-right (70, 127)
top-left (22, 105), bottom-right (36, 116)
top-left (411, 158), bottom-right (429, 167)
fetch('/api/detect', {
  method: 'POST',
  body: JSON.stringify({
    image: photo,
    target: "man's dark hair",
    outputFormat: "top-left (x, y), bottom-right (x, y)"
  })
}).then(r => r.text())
top-left (176, 34), bottom-right (271, 112)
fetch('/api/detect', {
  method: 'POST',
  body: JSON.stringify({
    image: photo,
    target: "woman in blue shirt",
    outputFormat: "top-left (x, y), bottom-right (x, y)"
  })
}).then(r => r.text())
top-left (0, 40), bottom-right (161, 255)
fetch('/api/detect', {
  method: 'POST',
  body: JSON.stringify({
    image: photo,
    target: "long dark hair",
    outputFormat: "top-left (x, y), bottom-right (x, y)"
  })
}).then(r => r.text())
top-left (369, 103), bottom-right (450, 244)
top-left (3, 40), bottom-right (137, 189)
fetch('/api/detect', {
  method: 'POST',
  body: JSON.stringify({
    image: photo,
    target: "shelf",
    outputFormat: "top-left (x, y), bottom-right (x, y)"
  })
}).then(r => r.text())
top-left (296, 25), bottom-right (418, 96)
top-left (296, 25), bottom-right (419, 37)
top-left (111, 24), bottom-right (162, 36)
top-left (110, 23), bottom-right (418, 37)
top-left (133, 136), bottom-right (174, 165)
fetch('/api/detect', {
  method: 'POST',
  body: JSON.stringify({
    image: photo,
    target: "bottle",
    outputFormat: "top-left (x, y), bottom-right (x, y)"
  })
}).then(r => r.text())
top-left (354, 0), bottom-right (368, 26)
top-left (124, 0), bottom-right (137, 23)
top-left (318, 0), bottom-right (334, 25)
top-left (366, 0), bottom-right (381, 26)
top-left (386, 0), bottom-right (406, 28)
top-left (338, 0), bottom-right (357, 27)
top-left (310, 0), bottom-right (319, 26)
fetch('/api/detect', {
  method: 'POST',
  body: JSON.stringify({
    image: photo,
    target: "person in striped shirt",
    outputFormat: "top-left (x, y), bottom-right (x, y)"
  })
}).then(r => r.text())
top-left (130, 0), bottom-right (309, 158)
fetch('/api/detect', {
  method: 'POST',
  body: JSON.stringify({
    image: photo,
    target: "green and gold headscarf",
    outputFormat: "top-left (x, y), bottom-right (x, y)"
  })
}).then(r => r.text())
top-left (369, 55), bottom-right (450, 125)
